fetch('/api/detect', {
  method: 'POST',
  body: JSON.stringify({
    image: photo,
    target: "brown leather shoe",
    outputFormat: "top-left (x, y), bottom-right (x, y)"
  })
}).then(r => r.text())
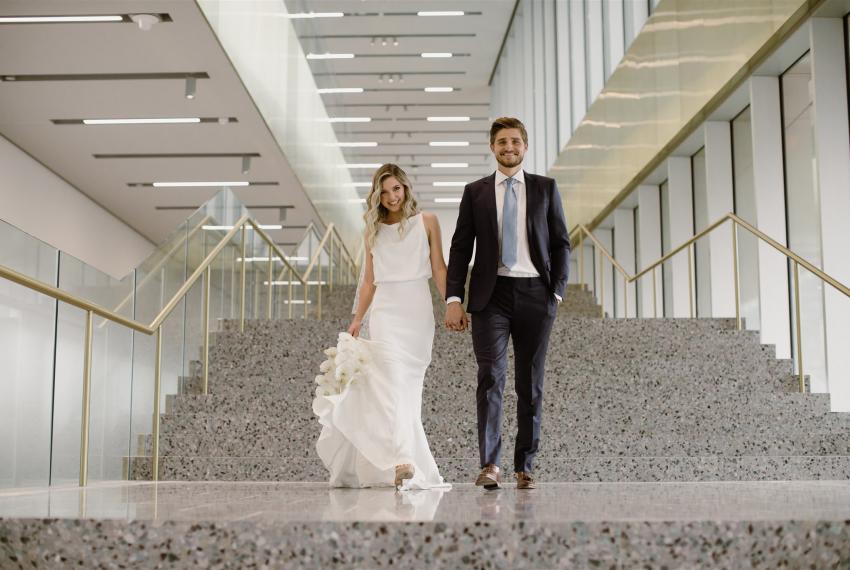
top-left (475, 464), bottom-right (501, 490)
top-left (515, 471), bottom-right (536, 490)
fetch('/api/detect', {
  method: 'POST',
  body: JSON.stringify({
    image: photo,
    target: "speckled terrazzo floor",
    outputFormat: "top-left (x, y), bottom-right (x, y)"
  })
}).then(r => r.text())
top-left (2, 481), bottom-right (850, 568)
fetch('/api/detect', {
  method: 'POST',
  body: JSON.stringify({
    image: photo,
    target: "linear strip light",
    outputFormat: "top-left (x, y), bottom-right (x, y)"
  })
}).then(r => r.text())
top-left (341, 163), bottom-right (381, 168)
top-left (153, 181), bottom-right (250, 187)
top-left (264, 281), bottom-right (327, 285)
top-left (328, 117), bottom-right (372, 123)
top-left (286, 12), bottom-right (344, 19)
top-left (203, 225), bottom-right (282, 231)
top-left (318, 87), bottom-right (364, 94)
top-left (425, 87), bottom-right (454, 92)
top-left (421, 53), bottom-right (453, 58)
top-left (331, 142), bottom-right (378, 147)
top-left (348, 198), bottom-right (367, 204)
top-left (0, 15), bottom-right (125, 23)
top-left (307, 53), bottom-right (355, 60)
top-left (432, 181), bottom-right (466, 187)
top-left (417, 11), bottom-right (465, 17)
top-left (427, 116), bottom-right (470, 122)
top-left (435, 197), bottom-right (463, 203)
top-left (83, 117), bottom-right (201, 125)
top-left (239, 256), bottom-right (308, 262)
top-left (430, 141), bottom-right (469, 147)
top-left (431, 163), bottom-right (468, 168)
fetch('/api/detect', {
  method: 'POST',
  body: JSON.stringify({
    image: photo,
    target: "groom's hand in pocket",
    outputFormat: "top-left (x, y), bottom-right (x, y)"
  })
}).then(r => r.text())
top-left (445, 302), bottom-right (469, 331)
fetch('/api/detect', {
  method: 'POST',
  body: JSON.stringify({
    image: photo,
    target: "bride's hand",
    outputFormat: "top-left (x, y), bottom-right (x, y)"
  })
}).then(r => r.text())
top-left (348, 319), bottom-right (362, 338)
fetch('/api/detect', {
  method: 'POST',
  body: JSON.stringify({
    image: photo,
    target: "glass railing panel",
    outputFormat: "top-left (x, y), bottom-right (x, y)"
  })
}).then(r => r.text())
top-left (50, 253), bottom-right (135, 485)
top-left (0, 220), bottom-right (59, 488)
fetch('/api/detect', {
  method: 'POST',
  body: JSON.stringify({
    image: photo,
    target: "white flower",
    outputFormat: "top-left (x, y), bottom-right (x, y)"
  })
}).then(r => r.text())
top-left (324, 347), bottom-right (338, 357)
top-left (319, 359), bottom-right (332, 373)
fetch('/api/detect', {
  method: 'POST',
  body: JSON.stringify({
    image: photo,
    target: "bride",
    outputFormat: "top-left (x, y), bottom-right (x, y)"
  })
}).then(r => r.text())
top-left (312, 163), bottom-right (451, 491)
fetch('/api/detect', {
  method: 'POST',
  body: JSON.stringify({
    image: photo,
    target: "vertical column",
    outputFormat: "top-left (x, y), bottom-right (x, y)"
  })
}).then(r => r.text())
top-left (585, 0), bottom-right (605, 103)
top-left (555, 0), bottom-right (573, 146)
top-left (667, 157), bottom-right (694, 317)
top-left (532, 0), bottom-right (546, 174)
top-left (569, 0), bottom-right (587, 127)
top-left (624, 0), bottom-right (649, 47)
top-left (605, 0), bottom-right (625, 79)
top-left (750, 76), bottom-right (791, 358)
top-left (811, 19), bottom-right (850, 411)
top-left (704, 121), bottom-right (736, 317)
top-left (594, 228), bottom-right (614, 317)
top-left (544, 0), bottom-right (559, 167)
top-left (637, 185), bottom-right (662, 317)
top-left (614, 209), bottom-right (636, 317)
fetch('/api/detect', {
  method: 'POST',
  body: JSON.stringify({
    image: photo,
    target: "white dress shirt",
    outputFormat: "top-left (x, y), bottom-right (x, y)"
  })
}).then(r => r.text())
top-left (447, 167), bottom-right (561, 305)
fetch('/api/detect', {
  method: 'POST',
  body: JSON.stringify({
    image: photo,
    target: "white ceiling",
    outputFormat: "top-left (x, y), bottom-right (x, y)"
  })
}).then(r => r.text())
top-left (0, 0), bottom-right (323, 248)
top-left (0, 0), bottom-right (515, 253)
top-left (284, 0), bottom-right (515, 207)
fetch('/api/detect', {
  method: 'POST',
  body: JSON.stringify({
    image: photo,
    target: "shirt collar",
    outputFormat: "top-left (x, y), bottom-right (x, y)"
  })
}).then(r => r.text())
top-left (495, 168), bottom-right (524, 187)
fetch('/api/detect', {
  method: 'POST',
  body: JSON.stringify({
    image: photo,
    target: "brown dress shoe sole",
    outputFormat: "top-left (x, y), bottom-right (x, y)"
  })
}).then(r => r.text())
top-left (475, 474), bottom-right (501, 490)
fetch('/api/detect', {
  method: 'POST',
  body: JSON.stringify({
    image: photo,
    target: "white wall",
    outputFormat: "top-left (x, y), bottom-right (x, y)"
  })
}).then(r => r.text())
top-left (433, 208), bottom-right (460, 265)
top-left (0, 136), bottom-right (152, 278)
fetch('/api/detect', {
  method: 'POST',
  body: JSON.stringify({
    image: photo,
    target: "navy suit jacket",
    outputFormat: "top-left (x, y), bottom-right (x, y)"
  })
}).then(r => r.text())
top-left (446, 171), bottom-right (571, 313)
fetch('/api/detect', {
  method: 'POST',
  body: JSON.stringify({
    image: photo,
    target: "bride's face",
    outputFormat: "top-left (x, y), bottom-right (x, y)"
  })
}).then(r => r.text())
top-left (380, 176), bottom-right (405, 214)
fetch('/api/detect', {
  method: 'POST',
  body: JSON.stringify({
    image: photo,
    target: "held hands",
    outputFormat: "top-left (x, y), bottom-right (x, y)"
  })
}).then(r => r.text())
top-left (444, 302), bottom-right (469, 332)
top-left (348, 319), bottom-right (362, 338)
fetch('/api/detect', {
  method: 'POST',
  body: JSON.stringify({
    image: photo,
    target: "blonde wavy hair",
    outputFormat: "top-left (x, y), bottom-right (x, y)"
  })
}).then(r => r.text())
top-left (364, 164), bottom-right (420, 249)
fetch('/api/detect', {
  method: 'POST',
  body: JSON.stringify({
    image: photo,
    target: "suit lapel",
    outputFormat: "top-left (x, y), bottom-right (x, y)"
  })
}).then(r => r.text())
top-left (484, 173), bottom-right (498, 242)
top-left (524, 173), bottom-right (535, 243)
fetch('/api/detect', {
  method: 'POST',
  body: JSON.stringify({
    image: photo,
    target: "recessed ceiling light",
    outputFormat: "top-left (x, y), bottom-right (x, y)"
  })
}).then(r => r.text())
top-left (318, 87), bottom-right (364, 94)
top-left (341, 163), bottom-right (382, 168)
top-left (332, 142), bottom-right (378, 147)
top-left (431, 163), bottom-right (468, 168)
top-left (430, 141), bottom-right (469, 147)
top-left (204, 224), bottom-right (282, 230)
top-left (344, 182), bottom-right (373, 188)
top-left (424, 87), bottom-right (454, 92)
top-left (327, 117), bottom-right (372, 123)
top-left (427, 116), bottom-right (470, 122)
top-left (83, 117), bottom-right (201, 125)
top-left (152, 181), bottom-right (250, 187)
top-left (285, 12), bottom-right (344, 19)
top-left (307, 53), bottom-right (355, 60)
top-left (432, 181), bottom-right (466, 187)
top-left (417, 11), bottom-right (465, 17)
top-left (435, 197), bottom-right (463, 203)
top-left (0, 15), bottom-right (124, 23)
top-left (421, 53), bottom-right (453, 58)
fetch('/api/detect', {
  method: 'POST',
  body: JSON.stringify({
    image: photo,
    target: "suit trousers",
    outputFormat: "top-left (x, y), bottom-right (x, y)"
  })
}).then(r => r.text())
top-left (470, 276), bottom-right (556, 473)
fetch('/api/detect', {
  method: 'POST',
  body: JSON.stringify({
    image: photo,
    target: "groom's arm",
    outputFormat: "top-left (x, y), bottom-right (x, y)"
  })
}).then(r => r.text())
top-left (446, 184), bottom-right (476, 303)
top-left (548, 180), bottom-right (571, 300)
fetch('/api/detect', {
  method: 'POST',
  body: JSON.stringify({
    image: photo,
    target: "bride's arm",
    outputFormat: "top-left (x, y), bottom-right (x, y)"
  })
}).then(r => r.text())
top-left (423, 212), bottom-right (448, 299)
top-left (349, 240), bottom-right (376, 336)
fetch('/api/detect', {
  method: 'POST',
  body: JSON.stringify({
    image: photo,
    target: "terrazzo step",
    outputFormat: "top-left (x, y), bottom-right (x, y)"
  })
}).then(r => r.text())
top-left (125, 453), bottom-right (850, 482)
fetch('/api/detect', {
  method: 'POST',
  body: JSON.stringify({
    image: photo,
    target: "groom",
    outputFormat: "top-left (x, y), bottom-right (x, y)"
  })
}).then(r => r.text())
top-left (445, 117), bottom-right (570, 490)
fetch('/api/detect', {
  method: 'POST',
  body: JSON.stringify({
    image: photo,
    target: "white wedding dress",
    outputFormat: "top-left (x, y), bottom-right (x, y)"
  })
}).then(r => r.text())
top-left (312, 213), bottom-right (450, 490)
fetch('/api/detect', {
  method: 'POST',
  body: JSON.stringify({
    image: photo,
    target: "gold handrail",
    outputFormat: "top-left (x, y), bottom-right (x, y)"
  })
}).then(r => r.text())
top-left (0, 213), bottom-right (356, 487)
top-left (572, 212), bottom-right (850, 393)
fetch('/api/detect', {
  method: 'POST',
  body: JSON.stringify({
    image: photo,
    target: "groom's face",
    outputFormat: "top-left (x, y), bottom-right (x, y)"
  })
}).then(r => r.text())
top-left (490, 128), bottom-right (527, 169)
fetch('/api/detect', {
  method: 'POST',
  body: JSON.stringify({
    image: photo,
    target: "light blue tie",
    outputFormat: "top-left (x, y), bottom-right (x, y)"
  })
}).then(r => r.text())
top-left (501, 177), bottom-right (517, 268)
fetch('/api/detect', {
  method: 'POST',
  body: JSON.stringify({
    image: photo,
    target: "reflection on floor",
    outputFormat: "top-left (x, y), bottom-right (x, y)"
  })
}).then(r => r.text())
top-left (2, 481), bottom-right (850, 568)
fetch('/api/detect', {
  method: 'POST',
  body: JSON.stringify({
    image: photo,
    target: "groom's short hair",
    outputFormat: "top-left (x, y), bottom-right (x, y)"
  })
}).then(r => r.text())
top-left (489, 117), bottom-right (528, 145)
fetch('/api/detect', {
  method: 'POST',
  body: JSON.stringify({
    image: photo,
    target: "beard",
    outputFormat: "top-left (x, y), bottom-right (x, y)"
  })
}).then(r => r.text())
top-left (495, 152), bottom-right (523, 169)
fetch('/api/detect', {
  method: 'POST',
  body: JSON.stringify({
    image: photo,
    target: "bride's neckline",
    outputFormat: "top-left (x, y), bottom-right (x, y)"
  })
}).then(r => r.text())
top-left (380, 212), bottom-right (420, 227)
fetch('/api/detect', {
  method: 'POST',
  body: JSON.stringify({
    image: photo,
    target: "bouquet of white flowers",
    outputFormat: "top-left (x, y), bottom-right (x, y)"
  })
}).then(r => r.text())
top-left (314, 333), bottom-right (371, 397)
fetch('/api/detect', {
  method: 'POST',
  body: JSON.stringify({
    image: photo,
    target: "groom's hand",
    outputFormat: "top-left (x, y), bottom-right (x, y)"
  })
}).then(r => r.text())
top-left (445, 302), bottom-right (469, 332)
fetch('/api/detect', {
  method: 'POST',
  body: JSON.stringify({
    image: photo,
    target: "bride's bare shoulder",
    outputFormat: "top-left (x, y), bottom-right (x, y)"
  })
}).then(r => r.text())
top-left (420, 211), bottom-right (437, 226)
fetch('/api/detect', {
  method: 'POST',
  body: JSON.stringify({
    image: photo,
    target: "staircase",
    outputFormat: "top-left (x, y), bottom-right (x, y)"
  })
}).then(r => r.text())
top-left (126, 283), bottom-right (850, 483)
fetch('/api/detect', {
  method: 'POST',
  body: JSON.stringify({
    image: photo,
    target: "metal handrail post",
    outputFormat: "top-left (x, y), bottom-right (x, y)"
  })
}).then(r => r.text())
top-left (688, 243), bottom-right (695, 318)
top-left (267, 253), bottom-right (273, 320)
top-left (329, 234), bottom-right (335, 293)
top-left (239, 225), bottom-right (247, 333)
top-left (652, 268), bottom-right (658, 318)
top-left (793, 261), bottom-right (805, 393)
top-left (79, 310), bottom-right (94, 486)
top-left (318, 261), bottom-right (323, 320)
top-left (732, 222), bottom-right (741, 330)
top-left (202, 266), bottom-right (211, 395)
top-left (151, 326), bottom-right (163, 482)
top-left (579, 232), bottom-right (585, 286)
top-left (599, 251), bottom-right (605, 318)
top-left (288, 267), bottom-right (294, 319)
